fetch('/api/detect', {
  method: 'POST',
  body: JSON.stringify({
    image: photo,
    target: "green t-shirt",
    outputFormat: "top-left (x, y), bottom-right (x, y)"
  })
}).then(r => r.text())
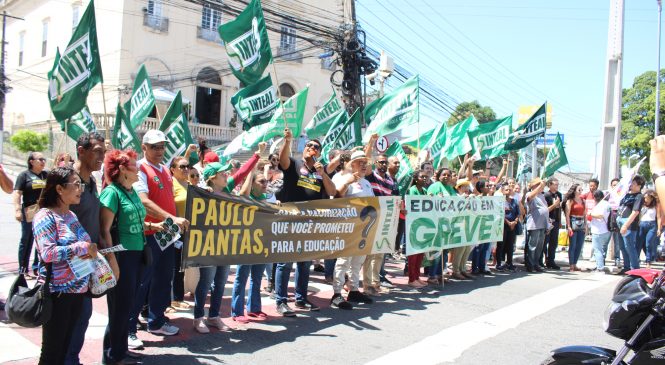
top-left (426, 182), bottom-right (457, 197)
top-left (408, 185), bottom-right (427, 196)
top-left (100, 183), bottom-right (147, 251)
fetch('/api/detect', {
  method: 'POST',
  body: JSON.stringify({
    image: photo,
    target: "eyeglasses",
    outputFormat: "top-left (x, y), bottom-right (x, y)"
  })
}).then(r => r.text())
top-left (177, 164), bottom-right (190, 170)
top-left (305, 143), bottom-right (321, 151)
top-left (148, 144), bottom-right (166, 151)
top-left (64, 181), bottom-right (84, 190)
top-left (270, 158), bottom-right (278, 162)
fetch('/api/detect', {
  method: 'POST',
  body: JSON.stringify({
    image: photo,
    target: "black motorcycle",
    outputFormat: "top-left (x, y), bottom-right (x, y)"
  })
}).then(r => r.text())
top-left (543, 268), bottom-right (665, 365)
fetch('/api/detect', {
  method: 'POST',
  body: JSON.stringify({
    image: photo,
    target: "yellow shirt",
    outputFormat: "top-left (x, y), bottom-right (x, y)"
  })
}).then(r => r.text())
top-left (173, 178), bottom-right (188, 217)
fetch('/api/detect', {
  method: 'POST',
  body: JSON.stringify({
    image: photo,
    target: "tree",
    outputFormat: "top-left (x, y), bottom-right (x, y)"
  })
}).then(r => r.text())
top-left (446, 100), bottom-right (496, 126)
top-left (10, 130), bottom-right (48, 153)
top-left (620, 70), bottom-right (665, 177)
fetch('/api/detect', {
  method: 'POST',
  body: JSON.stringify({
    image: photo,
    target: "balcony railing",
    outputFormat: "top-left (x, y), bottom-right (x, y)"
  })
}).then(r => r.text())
top-left (197, 26), bottom-right (221, 43)
top-left (143, 13), bottom-right (169, 33)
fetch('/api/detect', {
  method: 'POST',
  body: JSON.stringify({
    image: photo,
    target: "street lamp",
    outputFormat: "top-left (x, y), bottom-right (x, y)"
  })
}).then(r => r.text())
top-left (628, 153), bottom-right (641, 168)
top-left (657, 0), bottom-right (662, 137)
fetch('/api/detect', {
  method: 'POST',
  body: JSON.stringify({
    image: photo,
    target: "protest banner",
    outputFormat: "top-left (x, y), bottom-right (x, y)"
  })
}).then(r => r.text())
top-left (405, 195), bottom-right (504, 255)
top-left (371, 196), bottom-right (400, 254)
top-left (183, 186), bottom-right (399, 267)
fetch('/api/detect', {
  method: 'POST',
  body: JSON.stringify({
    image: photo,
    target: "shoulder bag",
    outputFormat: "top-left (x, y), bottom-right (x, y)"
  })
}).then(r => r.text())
top-left (6, 263), bottom-right (53, 328)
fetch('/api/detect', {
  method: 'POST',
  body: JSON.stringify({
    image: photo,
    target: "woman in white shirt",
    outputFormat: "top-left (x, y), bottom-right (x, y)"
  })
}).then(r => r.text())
top-left (638, 190), bottom-right (661, 269)
top-left (588, 190), bottom-right (612, 271)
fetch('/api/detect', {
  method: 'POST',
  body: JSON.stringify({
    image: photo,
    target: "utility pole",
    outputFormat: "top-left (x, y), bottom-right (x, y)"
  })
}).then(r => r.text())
top-left (0, 11), bottom-right (24, 164)
top-left (656, 0), bottom-right (662, 137)
top-left (598, 0), bottom-right (625, 189)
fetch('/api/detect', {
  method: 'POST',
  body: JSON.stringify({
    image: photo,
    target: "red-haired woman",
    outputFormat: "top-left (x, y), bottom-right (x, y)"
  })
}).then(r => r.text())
top-left (100, 149), bottom-right (163, 364)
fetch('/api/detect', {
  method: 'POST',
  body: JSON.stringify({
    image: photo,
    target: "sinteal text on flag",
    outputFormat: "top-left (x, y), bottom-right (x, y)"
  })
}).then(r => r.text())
top-left (305, 89), bottom-right (343, 139)
top-left (504, 102), bottom-right (547, 151)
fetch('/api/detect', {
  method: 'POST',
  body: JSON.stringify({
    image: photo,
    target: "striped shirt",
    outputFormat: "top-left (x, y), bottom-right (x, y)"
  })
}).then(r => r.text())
top-left (366, 171), bottom-right (398, 197)
top-left (33, 208), bottom-right (91, 294)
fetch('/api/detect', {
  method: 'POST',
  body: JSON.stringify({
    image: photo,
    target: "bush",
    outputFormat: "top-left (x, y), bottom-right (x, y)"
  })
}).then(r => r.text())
top-left (10, 130), bottom-right (48, 153)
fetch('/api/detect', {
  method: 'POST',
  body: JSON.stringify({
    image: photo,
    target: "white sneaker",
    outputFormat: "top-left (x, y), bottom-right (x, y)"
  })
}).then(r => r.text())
top-left (148, 322), bottom-right (179, 336)
top-left (205, 316), bottom-right (230, 331)
top-left (127, 333), bottom-right (144, 349)
top-left (193, 318), bottom-right (209, 334)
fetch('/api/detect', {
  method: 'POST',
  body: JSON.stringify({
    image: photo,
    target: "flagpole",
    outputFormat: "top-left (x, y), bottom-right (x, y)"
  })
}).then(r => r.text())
top-left (64, 118), bottom-right (69, 154)
top-left (270, 63), bottom-right (289, 130)
top-left (100, 83), bottom-right (110, 141)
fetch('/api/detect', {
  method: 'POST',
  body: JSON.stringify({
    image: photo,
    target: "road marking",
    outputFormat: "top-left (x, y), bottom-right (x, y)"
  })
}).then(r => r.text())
top-left (366, 273), bottom-right (619, 365)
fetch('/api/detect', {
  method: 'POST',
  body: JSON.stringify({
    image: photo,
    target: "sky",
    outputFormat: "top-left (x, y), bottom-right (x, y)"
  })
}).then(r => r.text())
top-left (356, 0), bottom-right (661, 172)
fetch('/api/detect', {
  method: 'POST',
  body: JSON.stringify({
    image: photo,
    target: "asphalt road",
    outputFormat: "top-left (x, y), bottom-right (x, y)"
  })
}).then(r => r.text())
top-left (0, 163), bottom-right (628, 365)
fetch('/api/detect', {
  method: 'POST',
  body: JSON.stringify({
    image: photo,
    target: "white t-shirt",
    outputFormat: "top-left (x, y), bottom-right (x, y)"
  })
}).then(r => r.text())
top-left (641, 207), bottom-right (657, 222)
top-left (332, 172), bottom-right (374, 198)
top-left (589, 200), bottom-right (611, 235)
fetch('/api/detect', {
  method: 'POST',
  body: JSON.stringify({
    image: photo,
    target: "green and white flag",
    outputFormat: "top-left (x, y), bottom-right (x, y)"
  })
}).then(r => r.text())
top-left (159, 91), bottom-right (195, 166)
top-left (385, 141), bottom-right (414, 196)
top-left (224, 86), bottom-right (309, 157)
top-left (363, 75), bottom-right (419, 143)
top-left (125, 64), bottom-right (155, 129)
top-left (443, 115), bottom-right (478, 161)
top-left (112, 103), bottom-right (141, 152)
top-left (47, 0), bottom-right (103, 122)
top-left (401, 128), bottom-right (435, 150)
top-left (231, 74), bottom-right (278, 130)
top-left (61, 105), bottom-right (96, 142)
top-left (424, 122), bottom-right (448, 169)
top-left (516, 149), bottom-right (529, 181)
top-left (541, 133), bottom-right (568, 178)
top-left (468, 115), bottom-right (513, 160)
top-left (504, 102), bottom-right (547, 151)
top-left (304, 88), bottom-right (343, 139)
top-left (319, 111), bottom-right (349, 163)
top-left (218, 0), bottom-right (273, 85)
top-left (321, 109), bottom-right (362, 164)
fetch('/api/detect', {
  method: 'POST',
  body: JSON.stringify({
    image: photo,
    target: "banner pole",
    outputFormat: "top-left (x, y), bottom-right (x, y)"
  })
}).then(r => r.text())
top-left (100, 83), bottom-right (110, 141)
top-left (64, 118), bottom-right (69, 154)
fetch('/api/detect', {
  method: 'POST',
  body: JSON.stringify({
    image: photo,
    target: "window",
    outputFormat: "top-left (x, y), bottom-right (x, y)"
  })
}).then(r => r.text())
top-left (18, 32), bottom-right (24, 66)
top-left (201, 6), bottom-right (221, 31)
top-left (144, 0), bottom-right (168, 32)
top-left (280, 23), bottom-right (296, 53)
top-left (279, 83), bottom-right (295, 102)
top-left (72, 5), bottom-right (80, 30)
top-left (41, 20), bottom-right (48, 57)
top-left (147, 0), bottom-right (162, 16)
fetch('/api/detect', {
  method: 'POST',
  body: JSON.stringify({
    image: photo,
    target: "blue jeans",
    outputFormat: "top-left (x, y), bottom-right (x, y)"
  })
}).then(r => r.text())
top-left (613, 230), bottom-right (629, 266)
top-left (617, 217), bottom-right (640, 269)
top-left (274, 261), bottom-right (310, 305)
top-left (324, 259), bottom-right (336, 279)
top-left (638, 220), bottom-right (659, 263)
top-left (231, 264), bottom-right (264, 316)
top-left (64, 295), bottom-right (92, 365)
top-left (428, 252), bottom-right (443, 278)
top-left (128, 235), bottom-right (175, 332)
top-left (592, 232), bottom-right (612, 269)
top-left (568, 230), bottom-right (585, 265)
top-left (526, 229), bottom-right (546, 269)
top-left (471, 243), bottom-right (490, 272)
top-left (194, 265), bottom-right (230, 319)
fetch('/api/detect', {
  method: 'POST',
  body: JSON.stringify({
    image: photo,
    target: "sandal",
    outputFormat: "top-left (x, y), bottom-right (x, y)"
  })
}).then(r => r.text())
top-left (165, 306), bottom-right (177, 314)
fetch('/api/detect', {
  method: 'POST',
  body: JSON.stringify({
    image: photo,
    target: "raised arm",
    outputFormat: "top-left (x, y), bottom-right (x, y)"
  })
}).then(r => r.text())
top-left (279, 128), bottom-right (293, 171)
top-left (239, 171), bottom-right (254, 197)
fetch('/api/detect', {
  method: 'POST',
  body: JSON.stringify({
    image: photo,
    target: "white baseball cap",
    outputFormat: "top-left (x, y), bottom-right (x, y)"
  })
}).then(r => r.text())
top-left (142, 130), bottom-right (167, 144)
top-left (350, 150), bottom-right (368, 162)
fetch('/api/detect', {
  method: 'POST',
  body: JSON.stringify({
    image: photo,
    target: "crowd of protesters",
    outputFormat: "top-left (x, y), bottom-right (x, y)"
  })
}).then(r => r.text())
top-left (5, 128), bottom-right (665, 365)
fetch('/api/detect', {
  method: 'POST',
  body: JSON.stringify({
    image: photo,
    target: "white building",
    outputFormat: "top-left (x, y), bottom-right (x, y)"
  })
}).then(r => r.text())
top-left (1, 0), bottom-right (342, 150)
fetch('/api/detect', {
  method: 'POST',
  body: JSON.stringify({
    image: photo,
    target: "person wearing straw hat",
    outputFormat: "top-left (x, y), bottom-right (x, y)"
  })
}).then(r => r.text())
top-left (331, 150), bottom-right (376, 308)
top-left (449, 178), bottom-right (474, 280)
top-left (525, 177), bottom-right (549, 272)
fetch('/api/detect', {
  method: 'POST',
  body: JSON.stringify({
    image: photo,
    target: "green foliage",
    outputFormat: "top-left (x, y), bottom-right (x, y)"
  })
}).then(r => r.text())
top-left (10, 130), bottom-right (48, 153)
top-left (620, 70), bottom-right (665, 177)
top-left (447, 100), bottom-right (496, 126)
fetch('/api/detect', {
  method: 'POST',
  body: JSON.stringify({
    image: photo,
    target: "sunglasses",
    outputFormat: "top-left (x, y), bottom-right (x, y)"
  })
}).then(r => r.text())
top-left (376, 161), bottom-right (388, 165)
top-left (33, 158), bottom-right (46, 162)
top-left (148, 144), bottom-right (166, 151)
top-left (190, 174), bottom-right (200, 178)
top-left (177, 164), bottom-right (190, 170)
top-left (305, 143), bottom-right (321, 151)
